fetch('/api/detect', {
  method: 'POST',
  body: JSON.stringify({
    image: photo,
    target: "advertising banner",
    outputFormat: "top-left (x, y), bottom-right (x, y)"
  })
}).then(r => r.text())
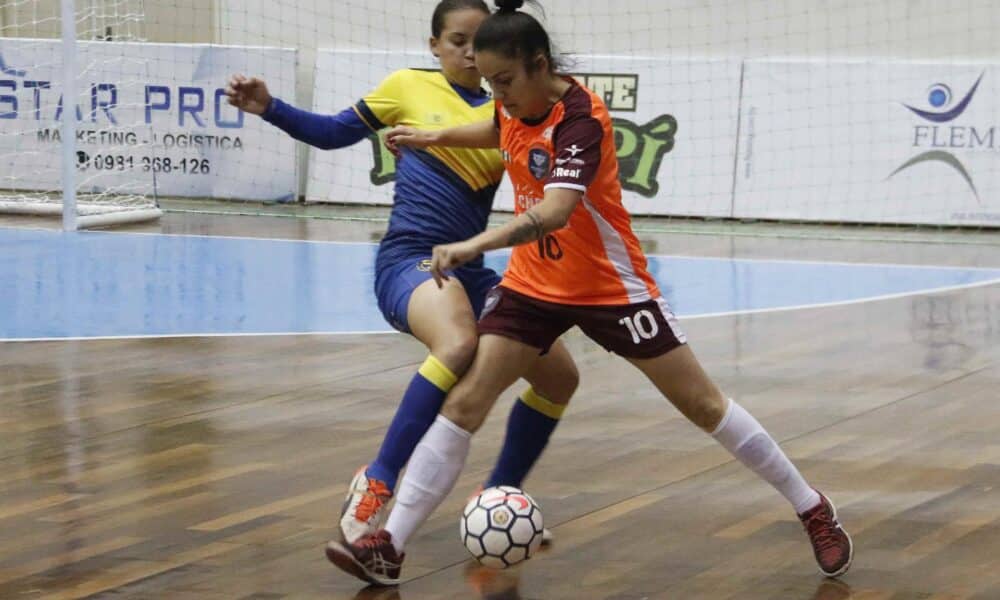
top-left (0, 40), bottom-right (297, 201)
top-left (307, 50), bottom-right (742, 218)
top-left (735, 60), bottom-right (1000, 225)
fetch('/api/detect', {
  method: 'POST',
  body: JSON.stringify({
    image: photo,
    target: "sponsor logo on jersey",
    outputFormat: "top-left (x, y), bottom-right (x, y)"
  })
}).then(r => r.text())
top-left (553, 166), bottom-right (581, 179)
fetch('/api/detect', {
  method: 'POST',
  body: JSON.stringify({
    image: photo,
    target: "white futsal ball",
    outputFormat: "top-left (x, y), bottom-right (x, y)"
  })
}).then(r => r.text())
top-left (460, 485), bottom-right (544, 568)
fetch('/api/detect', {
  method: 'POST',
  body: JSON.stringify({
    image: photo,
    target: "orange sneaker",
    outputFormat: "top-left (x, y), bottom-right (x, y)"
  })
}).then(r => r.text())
top-left (339, 465), bottom-right (392, 544)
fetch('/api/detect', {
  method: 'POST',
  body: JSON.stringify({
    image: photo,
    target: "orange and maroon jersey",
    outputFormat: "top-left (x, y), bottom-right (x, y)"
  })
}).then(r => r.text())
top-left (495, 78), bottom-right (660, 305)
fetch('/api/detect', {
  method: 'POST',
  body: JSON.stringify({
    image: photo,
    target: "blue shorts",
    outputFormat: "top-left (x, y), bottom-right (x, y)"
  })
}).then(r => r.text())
top-left (374, 256), bottom-right (502, 334)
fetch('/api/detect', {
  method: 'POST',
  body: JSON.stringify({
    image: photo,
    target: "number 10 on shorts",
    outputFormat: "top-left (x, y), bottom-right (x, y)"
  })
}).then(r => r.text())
top-left (618, 309), bottom-right (659, 344)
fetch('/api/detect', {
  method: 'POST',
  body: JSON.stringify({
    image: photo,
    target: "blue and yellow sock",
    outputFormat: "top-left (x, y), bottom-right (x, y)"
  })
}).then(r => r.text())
top-left (486, 387), bottom-right (566, 488)
top-left (366, 355), bottom-right (457, 491)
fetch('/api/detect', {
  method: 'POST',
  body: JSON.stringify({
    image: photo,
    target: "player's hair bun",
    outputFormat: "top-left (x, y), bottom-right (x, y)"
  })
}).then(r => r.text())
top-left (495, 0), bottom-right (524, 13)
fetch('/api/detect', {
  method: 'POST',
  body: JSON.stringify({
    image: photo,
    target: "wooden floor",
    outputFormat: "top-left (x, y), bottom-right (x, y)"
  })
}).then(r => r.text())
top-left (2, 211), bottom-right (999, 599)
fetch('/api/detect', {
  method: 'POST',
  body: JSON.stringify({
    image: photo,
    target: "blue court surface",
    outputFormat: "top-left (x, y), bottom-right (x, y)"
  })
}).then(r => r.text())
top-left (2, 227), bottom-right (998, 341)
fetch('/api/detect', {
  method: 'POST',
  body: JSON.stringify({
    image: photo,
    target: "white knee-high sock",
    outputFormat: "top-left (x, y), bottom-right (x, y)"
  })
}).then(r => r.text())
top-left (385, 415), bottom-right (471, 552)
top-left (711, 399), bottom-right (821, 514)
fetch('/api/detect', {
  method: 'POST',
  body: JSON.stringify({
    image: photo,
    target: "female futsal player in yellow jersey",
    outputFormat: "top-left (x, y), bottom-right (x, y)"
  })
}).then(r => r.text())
top-left (225, 0), bottom-right (577, 548)
top-left (328, 0), bottom-right (853, 586)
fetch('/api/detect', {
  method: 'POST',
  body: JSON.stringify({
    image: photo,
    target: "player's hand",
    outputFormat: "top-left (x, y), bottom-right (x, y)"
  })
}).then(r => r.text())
top-left (384, 126), bottom-right (438, 157)
top-left (224, 74), bottom-right (272, 115)
top-left (430, 240), bottom-right (480, 288)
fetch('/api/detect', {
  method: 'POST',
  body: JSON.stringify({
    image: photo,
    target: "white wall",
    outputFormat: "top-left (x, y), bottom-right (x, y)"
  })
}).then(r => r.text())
top-left (212, 1), bottom-right (1000, 60)
top-left (9, 1), bottom-right (998, 105)
top-left (5, 1), bottom-right (999, 219)
top-left (0, 0), bottom-right (214, 42)
top-left (206, 0), bottom-right (1000, 202)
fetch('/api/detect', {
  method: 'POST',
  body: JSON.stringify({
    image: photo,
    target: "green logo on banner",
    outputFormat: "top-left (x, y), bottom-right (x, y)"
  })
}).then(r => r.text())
top-left (365, 114), bottom-right (676, 198)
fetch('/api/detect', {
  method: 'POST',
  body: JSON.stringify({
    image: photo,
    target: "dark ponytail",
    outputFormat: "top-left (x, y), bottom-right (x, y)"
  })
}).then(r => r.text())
top-left (431, 0), bottom-right (490, 38)
top-left (494, 0), bottom-right (524, 12)
top-left (476, 0), bottom-right (564, 73)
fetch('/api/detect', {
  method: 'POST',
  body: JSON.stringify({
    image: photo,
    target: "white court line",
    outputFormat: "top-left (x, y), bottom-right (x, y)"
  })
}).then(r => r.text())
top-left (0, 226), bottom-right (381, 248)
top-left (643, 253), bottom-right (1000, 273)
top-left (6, 228), bottom-right (997, 273)
top-left (80, 228), bottom-right (382, 247)
top-left (0, 329), bottom-right (395, 343)
top-left (2, 277), bottom-right (997, 343)
top-left (681, 277), bottom-right (1000, 320)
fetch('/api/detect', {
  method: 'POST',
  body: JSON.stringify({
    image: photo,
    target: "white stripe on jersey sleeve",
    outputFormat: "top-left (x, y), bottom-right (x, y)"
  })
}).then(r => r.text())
top-left (543, 182), bottom-right (588, 193)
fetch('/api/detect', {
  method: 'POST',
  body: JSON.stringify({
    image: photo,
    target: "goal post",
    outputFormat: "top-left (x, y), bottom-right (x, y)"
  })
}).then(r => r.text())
top-left (0, 0), bottom-right (164, 229)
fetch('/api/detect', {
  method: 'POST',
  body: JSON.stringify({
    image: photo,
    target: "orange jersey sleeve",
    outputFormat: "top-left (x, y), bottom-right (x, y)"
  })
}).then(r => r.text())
top-left (496, 79), bottom-right (660, 305)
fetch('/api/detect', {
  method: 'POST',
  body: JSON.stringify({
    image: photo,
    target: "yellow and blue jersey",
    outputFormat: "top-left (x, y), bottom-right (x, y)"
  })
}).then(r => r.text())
top-left (354, 69), bottom-right (503, 269)
top-left (262, 68), bottom-right (503, 270)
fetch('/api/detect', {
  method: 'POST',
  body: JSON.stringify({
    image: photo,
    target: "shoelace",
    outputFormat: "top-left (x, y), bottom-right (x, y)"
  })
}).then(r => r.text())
top-left (803, 511), bottom-right (841, 556)
top-left (355, 479), bottom-right (391, 522)
top-left (358, 531), bottom-right (390, 550)
top-left (357, 531), bottom-right (401, 570)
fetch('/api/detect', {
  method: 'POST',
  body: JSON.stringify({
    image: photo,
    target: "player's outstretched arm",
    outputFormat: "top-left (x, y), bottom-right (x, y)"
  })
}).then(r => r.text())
top-left (224, 74), bottom-right (272, 115)
top-left (385, 120), bottom-right (499, 154)
top-left (428, 188), bottom-right (581, 286)
top-left (224, 73), bottom-right (372, 150)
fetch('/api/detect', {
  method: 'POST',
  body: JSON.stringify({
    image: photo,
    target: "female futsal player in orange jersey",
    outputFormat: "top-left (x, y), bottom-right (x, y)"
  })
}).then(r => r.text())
top-left (327, 0), bottom-right (853, 586)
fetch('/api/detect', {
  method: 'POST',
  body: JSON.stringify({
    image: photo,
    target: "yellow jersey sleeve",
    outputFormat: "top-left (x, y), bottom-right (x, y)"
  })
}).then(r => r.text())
top-left (354, 69), bottom-right (409, 131)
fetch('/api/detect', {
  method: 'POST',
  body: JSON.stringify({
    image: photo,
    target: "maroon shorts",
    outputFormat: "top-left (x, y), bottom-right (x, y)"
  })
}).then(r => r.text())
top-left (478, 286), bottom-right (687, 359)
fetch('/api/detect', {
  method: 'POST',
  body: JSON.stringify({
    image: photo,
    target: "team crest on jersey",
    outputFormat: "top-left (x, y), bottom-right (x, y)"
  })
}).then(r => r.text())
top-left (416, 259), bottom-right (433, 272)
top-left (528, 147), bottom-right (551, 180)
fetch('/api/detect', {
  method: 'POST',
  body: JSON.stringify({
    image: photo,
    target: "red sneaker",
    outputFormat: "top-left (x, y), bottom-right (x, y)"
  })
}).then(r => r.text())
top-left (325, 529), bottom-right (404, 586)
top-left (798, 492), bottom-right (854, 577)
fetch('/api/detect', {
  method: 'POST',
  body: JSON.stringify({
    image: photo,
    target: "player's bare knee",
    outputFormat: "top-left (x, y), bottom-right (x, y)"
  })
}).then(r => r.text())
top-left (547, 363), bottom-right (579, 405)
top-left (530, 354), bottom-right (579, 406)
top-left (442, 396), bottom-right (488, 433)
top-left (563, 360), bottom-right (581, 398)
top-left (691, 390), bottom-right (728, 431)
top-left (433, 331), bottom-right (479, 375)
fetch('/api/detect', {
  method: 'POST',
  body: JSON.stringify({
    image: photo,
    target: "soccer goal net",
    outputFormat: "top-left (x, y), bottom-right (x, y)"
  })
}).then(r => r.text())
top-left (2, 1), bottom-right (998, 230)
top-left (0, 1), bottom-right (164, 228)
